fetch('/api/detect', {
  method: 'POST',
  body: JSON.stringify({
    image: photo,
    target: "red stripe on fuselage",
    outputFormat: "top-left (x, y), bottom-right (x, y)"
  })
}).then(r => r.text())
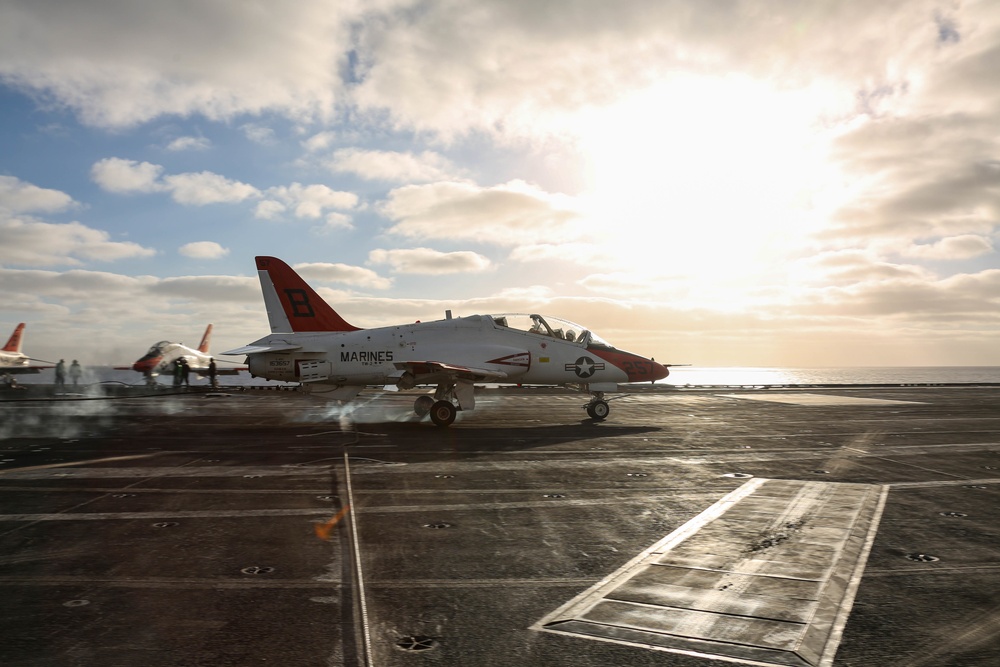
top-left (588, 348), bottom-right (668, 382)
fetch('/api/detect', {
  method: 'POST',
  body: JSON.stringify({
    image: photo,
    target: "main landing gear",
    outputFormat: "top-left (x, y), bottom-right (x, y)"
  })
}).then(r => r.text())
top-left (412, 382), bottom-right (464, 427)
top-left (585, 391), bottom-right (610, 421)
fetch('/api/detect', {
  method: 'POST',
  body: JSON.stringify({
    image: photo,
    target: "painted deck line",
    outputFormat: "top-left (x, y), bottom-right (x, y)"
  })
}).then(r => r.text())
top-left (717, 393), bottom-right (925, 406)
top-left (534, 478), bottom-right (888, 667)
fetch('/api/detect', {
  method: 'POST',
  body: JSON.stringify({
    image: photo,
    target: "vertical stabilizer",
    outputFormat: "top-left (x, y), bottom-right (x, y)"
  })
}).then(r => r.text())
top-left (255, 257), bottom-right (361, 333)
top-left (3, 323), bottom-right (25, 353)
top-left (198, 324), bottom-right (213, 353)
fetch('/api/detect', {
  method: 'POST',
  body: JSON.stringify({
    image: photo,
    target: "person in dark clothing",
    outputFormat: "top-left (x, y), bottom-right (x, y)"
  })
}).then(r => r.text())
top-left (208, 357), bottom-right (218, 388)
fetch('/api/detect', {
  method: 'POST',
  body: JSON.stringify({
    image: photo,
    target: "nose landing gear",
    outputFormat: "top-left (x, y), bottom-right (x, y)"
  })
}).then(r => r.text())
top-left (585, 392), bottom-right (610, 421)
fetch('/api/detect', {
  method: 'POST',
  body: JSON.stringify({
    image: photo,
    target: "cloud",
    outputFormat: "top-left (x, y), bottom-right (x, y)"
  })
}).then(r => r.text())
top-left (328, 148), bottom-right (458, 182)
top-left (147, 275), bottom-right (258, 302)
top-left (179, 241), bottom-right (229, 259)
top-left (0, 266), bottom-right (267, 363)
top-left (162, 171), bottom-right (260, 205)
top-left (301, 131), bottom-right (337, 152)
top-left (902, 235), bottom-right (994, 260)
top-left (292, 262), bottom-right (392, 289)
top-left (256, 183), bottom-right (359, 221)
top-left (90, 158), bottom-right (165, 194)
top-left (368, 247), bottom-right (491, 274)
top-left (0, 1), bottom-right (361, 128)
top-left (379, 180), bottom-right (582, 245)
top-left (254, 200), bottom-right (286, 220)
top-left (0, 175), bottom-right (76, 213)
top-left (0, 216), bottom-right (155, 267)
top-left (509, 242), bottom-right (615, 265)
top-left (166, 136), bottom-right (211, 151)
top-left (241, 123), bottom-right (276, 144)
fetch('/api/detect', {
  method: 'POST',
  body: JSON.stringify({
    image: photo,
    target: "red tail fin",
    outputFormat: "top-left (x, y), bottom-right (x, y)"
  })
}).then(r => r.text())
top-left (198, 324), bottom-right (213, 353)
top-left (255, 257), bottom-right (361, 333)
top-left (3, 323), bottom-right (25, 353)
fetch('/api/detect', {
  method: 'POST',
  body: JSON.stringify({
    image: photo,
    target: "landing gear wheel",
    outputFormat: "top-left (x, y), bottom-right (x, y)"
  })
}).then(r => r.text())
top-left (586, 399), bottom-right (610, 421)
top-left (430, 400), bottom-right (457, 427)
top-left (413, 395), bottom-right (435, 417)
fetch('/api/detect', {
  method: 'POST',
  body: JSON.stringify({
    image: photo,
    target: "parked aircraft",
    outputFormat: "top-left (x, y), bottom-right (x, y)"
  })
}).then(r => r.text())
top-left (124, 324), bottom-right (244, 385)
top-left (223, 256), bottom-right (669, 426)
top-left (0, 323), bottom-right (54, 374)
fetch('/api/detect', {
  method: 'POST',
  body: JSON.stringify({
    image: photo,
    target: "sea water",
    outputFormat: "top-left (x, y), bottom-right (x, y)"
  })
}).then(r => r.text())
top-left (660, 366), bottom-right (1000, 386)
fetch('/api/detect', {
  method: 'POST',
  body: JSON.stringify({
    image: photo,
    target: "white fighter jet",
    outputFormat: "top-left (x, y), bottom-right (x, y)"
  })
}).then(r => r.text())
top-left (124, 324), bottom-right (244, 384)
top-left (0, 323), bottom-right (54, 374)
top-left (223, 256), bottom-right (669, 426)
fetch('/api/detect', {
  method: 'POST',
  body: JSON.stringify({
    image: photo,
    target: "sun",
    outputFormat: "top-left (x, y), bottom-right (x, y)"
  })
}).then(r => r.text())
top-left (569, 74), bottom-right (847, 306)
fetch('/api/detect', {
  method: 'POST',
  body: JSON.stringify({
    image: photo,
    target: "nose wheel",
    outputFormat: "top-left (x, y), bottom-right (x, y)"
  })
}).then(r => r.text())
top-left (586, 398), bottom-right (610, 420)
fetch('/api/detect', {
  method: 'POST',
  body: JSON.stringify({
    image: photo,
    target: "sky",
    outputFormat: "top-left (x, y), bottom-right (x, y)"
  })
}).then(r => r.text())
top-left (1, 0), bottom-right (998, 368)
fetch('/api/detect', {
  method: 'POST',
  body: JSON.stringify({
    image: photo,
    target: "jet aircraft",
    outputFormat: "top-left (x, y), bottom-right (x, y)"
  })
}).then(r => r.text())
top-left (223, 256), bottom-right (669, 426)
top-left (0, 323), bottom-right (54, 374)
top-left (125, 324), bottom-right (244, 384)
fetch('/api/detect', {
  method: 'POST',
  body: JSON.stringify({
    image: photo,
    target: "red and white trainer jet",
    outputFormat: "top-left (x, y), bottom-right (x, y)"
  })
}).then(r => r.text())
top-left (223, 256), bottom-right (669, 426)
top-left (0, 323), bottom-right (54, 374)
top-left (125, 324), bottom-right (244, 385)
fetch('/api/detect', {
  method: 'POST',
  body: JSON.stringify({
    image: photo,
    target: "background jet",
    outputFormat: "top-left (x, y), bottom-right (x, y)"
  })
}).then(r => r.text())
top-left (0, 323), bottom-right (54, 374)
top-left (122, 324), bottom-right (245, 384)
top-left (224, 256), bottom-right (669, 425)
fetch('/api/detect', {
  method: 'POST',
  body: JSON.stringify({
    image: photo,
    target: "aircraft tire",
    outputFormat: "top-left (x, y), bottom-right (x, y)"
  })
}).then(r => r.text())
top-left (414, 395), bottom-right (435, 417)
top-left (587, 400), bottom-right (610, 421)
top-left (430, 400), bottom-right (457, 427)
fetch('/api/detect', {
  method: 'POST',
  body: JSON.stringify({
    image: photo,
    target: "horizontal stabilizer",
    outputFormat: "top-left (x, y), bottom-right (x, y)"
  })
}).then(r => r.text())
top-left (220, 343), bottom-right (302, 356)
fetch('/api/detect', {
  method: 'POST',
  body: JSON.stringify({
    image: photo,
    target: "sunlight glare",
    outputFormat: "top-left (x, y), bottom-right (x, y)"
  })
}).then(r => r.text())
top-left (572, 75), bottom-right (847, 307)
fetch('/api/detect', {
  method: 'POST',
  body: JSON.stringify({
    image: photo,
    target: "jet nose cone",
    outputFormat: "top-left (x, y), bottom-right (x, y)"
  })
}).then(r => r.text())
top-left (133, 357), bottom-right (161, 373)
top-left (651, 360), bottom-right (669, 382)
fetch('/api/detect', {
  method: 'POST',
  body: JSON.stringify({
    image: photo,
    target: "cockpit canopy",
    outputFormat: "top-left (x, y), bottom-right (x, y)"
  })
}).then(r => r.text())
top-left (138, 341), bottom-right (171, 360)
top-left (488, 314), bottom-right (613, 348)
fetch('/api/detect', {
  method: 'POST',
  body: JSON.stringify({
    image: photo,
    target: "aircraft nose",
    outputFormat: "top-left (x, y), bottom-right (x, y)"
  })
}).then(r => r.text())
top-left (132, 357), bottom-right (161, 373)
top-left (651, 360), bottom-right (670, 382)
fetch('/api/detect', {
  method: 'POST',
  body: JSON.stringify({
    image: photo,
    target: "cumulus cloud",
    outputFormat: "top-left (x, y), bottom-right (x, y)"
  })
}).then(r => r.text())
top-left (162, 171), bottom-right (260, 205)
top-left (379, 180), bottom-right (582, 245)
top-left (902, 235), bottom-right (994, 260)
top-left (0, 1), bottom-right (359, 128)
top-left (166, 136), bottom-right (211, 151)
top-left (0, 175), bottom-right (76, 213)
top-left (0, 266), bottom-right (267, 363)
top-left (179, 241), bottom-right (229, 259)
top-left (90, 157), bottom-right (165, 194)
top-left (328, 148), bottom-right (458, 182)
top-left (92, 159), bottom-right (365, 215)
top-left (368, 247), bottom-right (492, 274)
top-left (301, 131), bottom-right (337, 152)
top-left (292, 262), bottom-right (392, 289)
top-left (91, 157), bottom-right (259, 204)
top-left (241, 123), bottom-right (276, 144)
top-left (0, 217), bottom-right (155, 266)
top-left (256, 183), bottom-right (359, 222)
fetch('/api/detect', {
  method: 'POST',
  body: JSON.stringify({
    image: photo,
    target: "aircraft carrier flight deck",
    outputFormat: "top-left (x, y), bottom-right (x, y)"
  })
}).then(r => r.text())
top-left (1, 384), bottom-right (998, 666)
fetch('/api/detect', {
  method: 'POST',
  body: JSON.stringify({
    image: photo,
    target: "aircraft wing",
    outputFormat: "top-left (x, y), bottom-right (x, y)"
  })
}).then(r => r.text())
top-left (220, 343), bottom-right (302, 355)
top-left (193, 367), bottom-right (246, 376)
top-left (394, 360), bottom-right (509, 383)
top-left (1, 365), bottom-right (53, 375)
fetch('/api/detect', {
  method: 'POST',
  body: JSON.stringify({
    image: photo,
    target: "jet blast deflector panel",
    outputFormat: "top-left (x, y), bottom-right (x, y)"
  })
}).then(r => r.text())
top-left (534, 478), bottom-right (888, 667)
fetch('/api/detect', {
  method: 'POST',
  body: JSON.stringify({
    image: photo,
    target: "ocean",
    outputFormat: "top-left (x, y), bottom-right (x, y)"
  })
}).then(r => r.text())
top-left (659, 366), bottom-right (1000, 386)
top-left (8, 365), bottom-right (1000, 388)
